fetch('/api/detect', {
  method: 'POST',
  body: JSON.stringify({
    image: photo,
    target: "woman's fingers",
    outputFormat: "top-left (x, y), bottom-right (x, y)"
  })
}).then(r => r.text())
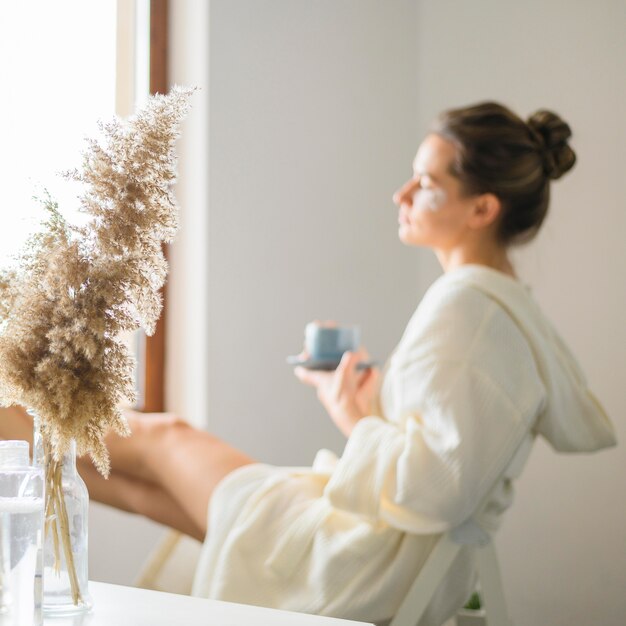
top-left (359, 365), bottom-right (379, 394)
top-left (295, 348), bottom-right (372, 398)
top-left (332, 351), bottom-right (360, 397)
top-left (338, 350), bottom-right (361, 372)
top-left (294, 348), bottom-right (374, 438)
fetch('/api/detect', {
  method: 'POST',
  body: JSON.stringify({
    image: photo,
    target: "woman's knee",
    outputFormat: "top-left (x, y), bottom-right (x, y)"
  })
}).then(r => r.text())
top-left (125, 410), bottom-right (194, 443)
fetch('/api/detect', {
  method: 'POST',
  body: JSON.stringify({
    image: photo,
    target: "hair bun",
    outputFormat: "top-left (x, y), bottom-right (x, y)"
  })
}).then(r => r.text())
top-left (527, 109), bottom-right (576, 180)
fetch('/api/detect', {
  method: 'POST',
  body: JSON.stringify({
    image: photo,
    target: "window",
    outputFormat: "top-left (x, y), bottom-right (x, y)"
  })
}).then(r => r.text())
top-left (0, 1), bottom-right (166, 412)
top-left (0, 2), bottom-right (117, 265)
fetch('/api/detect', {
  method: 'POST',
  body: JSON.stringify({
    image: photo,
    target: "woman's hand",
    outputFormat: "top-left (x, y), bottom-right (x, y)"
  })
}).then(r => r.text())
top-left (294, 348), bottom-right (379, 437)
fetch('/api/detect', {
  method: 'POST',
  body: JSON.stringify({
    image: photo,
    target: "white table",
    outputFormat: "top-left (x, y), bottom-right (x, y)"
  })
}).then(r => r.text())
top-left (43, 582), bottom-right (375, 625)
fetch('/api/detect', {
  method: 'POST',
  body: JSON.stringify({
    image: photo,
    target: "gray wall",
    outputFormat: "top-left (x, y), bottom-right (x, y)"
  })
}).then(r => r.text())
top-left (206, 0), bottom-right (420, 464)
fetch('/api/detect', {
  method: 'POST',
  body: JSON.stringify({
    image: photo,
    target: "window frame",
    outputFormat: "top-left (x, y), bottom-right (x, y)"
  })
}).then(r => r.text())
top-left (139, 0), bottom-right (169, 413)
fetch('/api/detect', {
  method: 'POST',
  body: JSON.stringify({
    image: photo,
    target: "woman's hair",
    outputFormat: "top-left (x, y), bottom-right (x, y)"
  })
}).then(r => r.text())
top-left (432, 101), bottom-right (576, 245)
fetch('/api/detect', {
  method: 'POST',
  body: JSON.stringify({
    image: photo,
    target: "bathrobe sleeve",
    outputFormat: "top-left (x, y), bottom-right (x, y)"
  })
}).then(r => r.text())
top-left (323, 283), bottom-right (547, 534)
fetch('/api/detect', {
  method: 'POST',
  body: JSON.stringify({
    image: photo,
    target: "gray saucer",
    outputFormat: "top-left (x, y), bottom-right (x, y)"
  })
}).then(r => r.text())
top-left (286, 356), bottom-right (377, 371)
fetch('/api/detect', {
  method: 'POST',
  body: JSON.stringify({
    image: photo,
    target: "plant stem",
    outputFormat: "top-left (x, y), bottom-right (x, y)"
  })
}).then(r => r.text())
top-left (44, 450), bottom-right (82, 605)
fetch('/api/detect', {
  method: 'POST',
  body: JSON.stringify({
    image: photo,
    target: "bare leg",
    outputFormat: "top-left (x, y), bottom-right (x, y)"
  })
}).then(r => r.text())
top-left (0, 405), bottom-right (34, 444)
top-left (0, 406), bottom-right (256, 537)
top-left (103, 411), bottom-right (256, 534)
top-left (78, 461), bottom-right (204, 540)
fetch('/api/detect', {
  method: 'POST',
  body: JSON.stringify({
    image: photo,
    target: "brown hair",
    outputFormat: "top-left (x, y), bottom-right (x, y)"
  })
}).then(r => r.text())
top-left (432, 101), bottom-right (576, 245)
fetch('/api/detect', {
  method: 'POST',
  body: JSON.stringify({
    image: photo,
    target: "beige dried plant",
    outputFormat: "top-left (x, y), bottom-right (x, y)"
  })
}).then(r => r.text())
top-left (0, 86), bottom-right (193, 476)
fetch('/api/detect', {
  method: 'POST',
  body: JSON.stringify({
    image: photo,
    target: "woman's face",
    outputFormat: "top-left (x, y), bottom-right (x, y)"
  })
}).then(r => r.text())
top-left (393, 134), bottom-right (478, 251)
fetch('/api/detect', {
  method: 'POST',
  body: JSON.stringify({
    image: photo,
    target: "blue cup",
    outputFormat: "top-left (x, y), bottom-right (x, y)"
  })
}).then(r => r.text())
top-left (305, 324), bottom-right (360, 362)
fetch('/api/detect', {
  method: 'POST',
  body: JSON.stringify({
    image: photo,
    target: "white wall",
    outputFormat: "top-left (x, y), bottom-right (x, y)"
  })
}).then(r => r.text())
top-left (415, 1), bottom-right (626, 624)
top-left (165, 0), bottom-right (210, 430)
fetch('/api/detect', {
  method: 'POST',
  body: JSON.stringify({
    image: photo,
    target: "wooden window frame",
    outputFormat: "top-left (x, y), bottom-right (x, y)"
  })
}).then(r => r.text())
top-left (141, 0), bottom-right (169, 413)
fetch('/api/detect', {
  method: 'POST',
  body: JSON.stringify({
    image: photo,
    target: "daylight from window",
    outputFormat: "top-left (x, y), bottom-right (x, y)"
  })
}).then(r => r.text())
top-left (0, 2), bottom-right (117, 267)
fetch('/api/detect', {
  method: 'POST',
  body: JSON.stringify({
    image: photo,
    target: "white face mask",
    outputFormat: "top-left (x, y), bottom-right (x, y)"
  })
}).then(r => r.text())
top-left (413, 187), bottom-right (447, 212)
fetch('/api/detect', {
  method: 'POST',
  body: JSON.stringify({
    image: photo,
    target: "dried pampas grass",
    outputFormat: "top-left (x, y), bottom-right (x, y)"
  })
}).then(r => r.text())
top-left (0, 87), bottom-right (193, 476)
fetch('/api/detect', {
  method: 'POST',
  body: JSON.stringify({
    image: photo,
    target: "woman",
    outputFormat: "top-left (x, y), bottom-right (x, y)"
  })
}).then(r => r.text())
top-left (0, 102), bottom-right (616, 625)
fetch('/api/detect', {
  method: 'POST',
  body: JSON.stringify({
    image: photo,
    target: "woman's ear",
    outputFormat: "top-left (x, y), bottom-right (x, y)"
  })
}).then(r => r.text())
top-left (469, 193), bottom-right (501, 230)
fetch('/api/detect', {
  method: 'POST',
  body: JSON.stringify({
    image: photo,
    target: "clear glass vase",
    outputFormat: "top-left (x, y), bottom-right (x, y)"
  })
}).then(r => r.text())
top-left (32, 419), bottom-right (92, 615)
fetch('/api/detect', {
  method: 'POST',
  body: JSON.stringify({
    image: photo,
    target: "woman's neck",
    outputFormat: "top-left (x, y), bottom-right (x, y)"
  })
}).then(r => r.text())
top-left (435, 245), bottom-right (516, 278)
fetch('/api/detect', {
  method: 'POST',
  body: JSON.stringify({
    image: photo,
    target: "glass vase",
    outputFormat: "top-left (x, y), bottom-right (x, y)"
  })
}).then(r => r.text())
top-left (32, 418), bottom-right (92, 615)
top-left (0, 440), bottom-right (44, 626)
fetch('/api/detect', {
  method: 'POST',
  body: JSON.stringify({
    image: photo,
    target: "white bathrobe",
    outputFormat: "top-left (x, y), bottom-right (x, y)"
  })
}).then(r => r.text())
top-left (192, 265), bottom-right (615, 625)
